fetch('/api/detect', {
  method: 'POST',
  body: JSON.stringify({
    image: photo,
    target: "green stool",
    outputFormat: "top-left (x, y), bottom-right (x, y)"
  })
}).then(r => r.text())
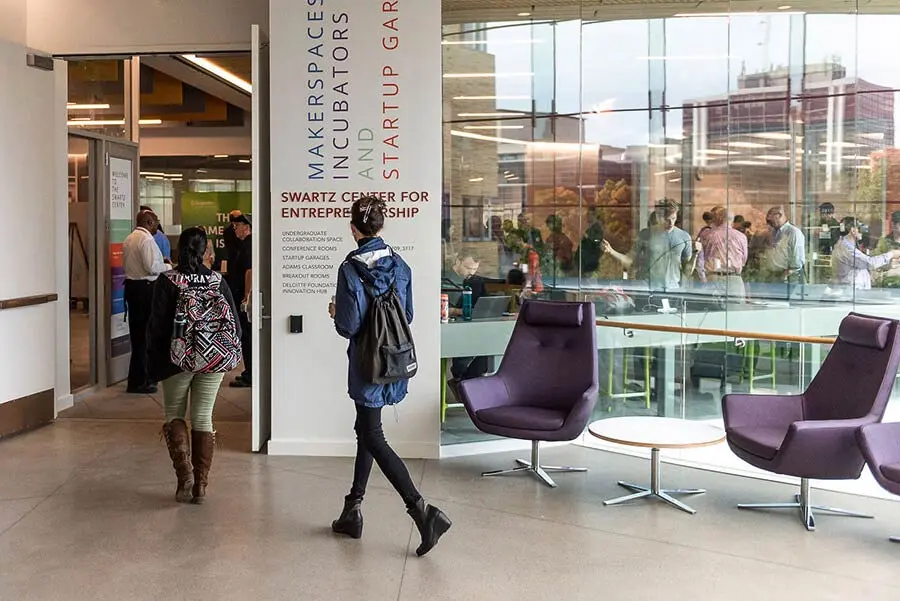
top-left (742, 340), bottom-right (777, 391)
top-left (607, 347), bottom-right (652, 410)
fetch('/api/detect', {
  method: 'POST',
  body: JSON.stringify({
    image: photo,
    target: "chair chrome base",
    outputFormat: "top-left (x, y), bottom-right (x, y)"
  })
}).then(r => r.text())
top-left (481, 441), bottom-right (586, 488)
top-left (736, 478), bottom-right (874, 531)
top-left (602, 448), bottom-right (705, 515)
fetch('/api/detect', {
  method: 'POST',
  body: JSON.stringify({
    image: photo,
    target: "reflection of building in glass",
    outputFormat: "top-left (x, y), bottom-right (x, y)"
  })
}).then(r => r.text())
top-left (683, 62), bottom-right (894, 233)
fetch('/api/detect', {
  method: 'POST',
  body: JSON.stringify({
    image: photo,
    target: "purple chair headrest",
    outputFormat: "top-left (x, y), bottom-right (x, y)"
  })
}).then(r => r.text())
top-left (839, 314), bottom-right (891, 350)
top-left (522, 301), bottom-right (584, 328)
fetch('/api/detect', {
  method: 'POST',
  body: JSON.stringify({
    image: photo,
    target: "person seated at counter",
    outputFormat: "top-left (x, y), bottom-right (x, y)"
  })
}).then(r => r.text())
top-left (832, 217), bottom-right (900, 290)
top-left (698, 206), bottom-right (748, 302)
top-left (601, 200), bottom-right (701, 291)
top-left (874, 211), bottom-right (900, 288)
top-left (445, 253), bottom-right (492, 396)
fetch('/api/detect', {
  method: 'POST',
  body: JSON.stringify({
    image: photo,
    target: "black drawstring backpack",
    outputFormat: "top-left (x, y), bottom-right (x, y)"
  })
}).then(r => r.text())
top-left (349, 258), bottom-right (418, 384)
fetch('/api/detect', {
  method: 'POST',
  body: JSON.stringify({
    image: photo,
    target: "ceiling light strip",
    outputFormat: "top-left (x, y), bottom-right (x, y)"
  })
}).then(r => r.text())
top-left (181, 54), bottom-right (253, 94)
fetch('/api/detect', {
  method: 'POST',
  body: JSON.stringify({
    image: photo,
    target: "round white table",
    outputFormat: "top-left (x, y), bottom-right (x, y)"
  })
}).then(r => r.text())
top-left (588, 417), bottom-right (726, 515)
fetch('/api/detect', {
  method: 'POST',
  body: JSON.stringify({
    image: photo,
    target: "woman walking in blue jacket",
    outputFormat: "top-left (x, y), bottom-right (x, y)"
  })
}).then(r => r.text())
top-left (328, 195), bottom-right (451, 556)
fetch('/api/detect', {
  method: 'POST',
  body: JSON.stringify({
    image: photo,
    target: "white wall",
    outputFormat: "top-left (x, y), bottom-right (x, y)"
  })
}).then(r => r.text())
top-left (0, 0), bottom-right (26, 45)
top-left (27, 0), bottom-right (267, 55)
top-left (0, 33), bottom-right (67, 407)
top-left (269, 0), bottom-right (443, 457)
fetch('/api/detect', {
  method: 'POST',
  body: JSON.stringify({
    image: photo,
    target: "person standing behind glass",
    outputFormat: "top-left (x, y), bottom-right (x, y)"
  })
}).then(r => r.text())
top-left (832, 217), bottom-right (900, 290)
top-left (576, 209), bottom-right (604, 277)
top-left (602, 200), bottom-right (701, 291)
top-left (874, 211), bottom-right (900, 288)
top-left (762, 206), bottom-right (806, 286)
top-left (699, 206), bottom-right (748, 302)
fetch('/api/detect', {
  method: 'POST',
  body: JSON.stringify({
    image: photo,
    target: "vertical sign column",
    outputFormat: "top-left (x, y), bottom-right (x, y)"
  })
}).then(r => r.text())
top-left (109, 157), bottom-right (132, 358)
top-left (270, 0), bottom-right (442, 456)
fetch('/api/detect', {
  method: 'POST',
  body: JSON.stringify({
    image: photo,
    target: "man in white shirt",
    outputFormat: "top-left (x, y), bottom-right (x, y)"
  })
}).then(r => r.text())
top-left (832, 217), bottom-right (900, 290)
top-left (123, 209), bottom-right (171, 394)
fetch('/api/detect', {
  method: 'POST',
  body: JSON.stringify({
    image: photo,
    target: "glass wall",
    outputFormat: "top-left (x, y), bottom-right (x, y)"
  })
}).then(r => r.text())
top-left (440, 5), bottom-right (900, 469)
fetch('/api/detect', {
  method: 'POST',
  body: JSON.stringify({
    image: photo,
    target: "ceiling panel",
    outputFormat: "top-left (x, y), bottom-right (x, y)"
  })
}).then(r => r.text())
top-left (442, 0), bottom-right (896, 24)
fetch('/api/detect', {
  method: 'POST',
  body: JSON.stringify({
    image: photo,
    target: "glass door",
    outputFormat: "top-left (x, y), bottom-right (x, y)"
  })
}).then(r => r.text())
top-left (68, 135), bottom-right (98, 391)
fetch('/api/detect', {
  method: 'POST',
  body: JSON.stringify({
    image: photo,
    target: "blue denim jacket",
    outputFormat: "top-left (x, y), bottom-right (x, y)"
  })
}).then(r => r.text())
top-left (334, 237), bottom-right (414, 408)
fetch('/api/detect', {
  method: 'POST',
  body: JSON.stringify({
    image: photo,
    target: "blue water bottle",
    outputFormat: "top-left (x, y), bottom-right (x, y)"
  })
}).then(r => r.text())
top-left (462, 287), bottom-right (473, 321)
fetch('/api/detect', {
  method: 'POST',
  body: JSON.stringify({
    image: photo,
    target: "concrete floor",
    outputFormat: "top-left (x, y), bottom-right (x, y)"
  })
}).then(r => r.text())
top-left (1, 410), bottom-right (899, 600)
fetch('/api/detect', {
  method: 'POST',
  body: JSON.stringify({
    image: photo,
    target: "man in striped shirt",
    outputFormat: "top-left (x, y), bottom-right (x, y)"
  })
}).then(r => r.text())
top-left (699, 206), bottom-right (748, 302)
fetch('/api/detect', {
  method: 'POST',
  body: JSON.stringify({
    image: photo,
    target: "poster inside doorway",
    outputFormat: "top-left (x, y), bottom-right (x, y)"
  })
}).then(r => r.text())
top-left (181, 191), bottom-right (253, 264)
top-left (269, 0), bottom-right (442, 455)
top-left (109, 157), bottom-right (132, 358)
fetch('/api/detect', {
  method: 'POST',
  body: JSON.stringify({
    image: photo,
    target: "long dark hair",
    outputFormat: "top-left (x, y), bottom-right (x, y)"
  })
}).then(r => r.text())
top-left (178, 227), bottom-right (208, 274)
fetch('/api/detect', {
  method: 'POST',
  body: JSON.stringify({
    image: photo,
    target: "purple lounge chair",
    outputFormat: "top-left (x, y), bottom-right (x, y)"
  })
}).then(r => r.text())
top-left (857, 422), bottom-right (900, 542)
top-left (457, 300), bottom-right (599, 488)
top-left (722, 312), bottom-right (900, 530)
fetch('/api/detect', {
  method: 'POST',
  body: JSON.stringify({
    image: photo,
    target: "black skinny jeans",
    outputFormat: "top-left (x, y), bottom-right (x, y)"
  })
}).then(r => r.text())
top-left (348, 405), bottom-right (421, 509)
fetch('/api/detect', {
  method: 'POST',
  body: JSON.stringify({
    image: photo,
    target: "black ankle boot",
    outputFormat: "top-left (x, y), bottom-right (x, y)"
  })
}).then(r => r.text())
top-left (332, 499), bottom-right (363, 539)
top-left (407, 498), bottom-right (452, 556)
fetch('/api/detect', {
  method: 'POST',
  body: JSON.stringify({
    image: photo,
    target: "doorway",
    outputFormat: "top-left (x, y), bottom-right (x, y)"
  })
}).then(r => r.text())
top-left (68, 135), bottom-right (95, 391)
top-left (66, 132), bottom-right (140, 395)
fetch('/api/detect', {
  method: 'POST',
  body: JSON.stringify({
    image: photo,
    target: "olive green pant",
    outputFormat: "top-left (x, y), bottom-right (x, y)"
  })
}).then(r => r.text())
top-left (162, 372), bottom-right (225, 433)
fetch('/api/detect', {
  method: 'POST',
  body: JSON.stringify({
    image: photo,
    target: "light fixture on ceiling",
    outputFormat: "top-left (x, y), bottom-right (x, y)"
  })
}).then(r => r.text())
top-left (458, 112), bottom-right (527, 118)
top-left (214, 154), bottom-right (230, 158)
top-left (469, 177), bottom-right (484, 182)
top-left (181, 54), bottom-right (252, 93)
top-left (751, 132), bottom-right (792, 141)
top-left (821, 141), bottom-right (864, 148)
top-left (239, 159), bottom-right (251, 164)
top-left (443, 72), bottom-right (533, 79)
top-left (517, 12), bottom-right (531, 17)
top-left (453, 95), bottom-right (531, 100)
top-left (731, 160), bottom-right (769, 166)
top-left (463, 125), bottom-right (525, 130)
top-left (778, 5), bottom-right (792, 9)
top-left (727, 141), bottom-right (771, 149)
top-left (451, 130), bottom-right (530, 146)
top-left (441, 39), bottom-right (542, 46)
top-left (66, 103), bottom-right (111, 110)
top-left (67, 118), bottom-right (161, 126)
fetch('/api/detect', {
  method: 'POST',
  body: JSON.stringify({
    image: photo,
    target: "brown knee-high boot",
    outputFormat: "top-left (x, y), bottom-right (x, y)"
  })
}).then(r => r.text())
top-left (162, 419), bottom-right (193, 503)
top-left (191, 430), bottom-right (215, 504)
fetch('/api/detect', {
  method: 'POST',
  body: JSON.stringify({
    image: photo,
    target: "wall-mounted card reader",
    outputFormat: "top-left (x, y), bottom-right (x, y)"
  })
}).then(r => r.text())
top-left (290, 315), bottom-right (303, 333)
